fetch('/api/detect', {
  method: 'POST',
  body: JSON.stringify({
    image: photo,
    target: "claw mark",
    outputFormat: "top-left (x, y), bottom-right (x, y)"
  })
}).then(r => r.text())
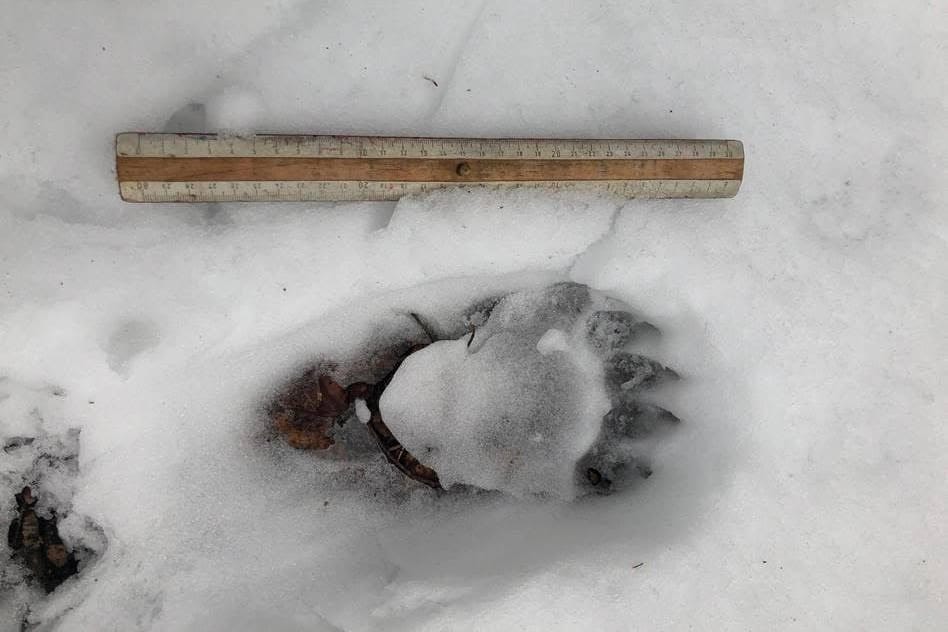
top-left (467, 326), bottom-right (476, 348)
top-left (602, 402), bottom-right (680, 440)
top-left (586, 467), bottom-right (603, 486)
top-left (606, 353), bottom-right (678, 394)
top-left (423, 75), bottom-right (439, 87)
top-left (409, 312), bottom-right (439, 343)
top-left (426, 0), bottom-right (488, 119)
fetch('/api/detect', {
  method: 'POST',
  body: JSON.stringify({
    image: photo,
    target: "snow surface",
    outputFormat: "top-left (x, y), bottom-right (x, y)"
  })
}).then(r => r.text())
top-left (380, 285), bottom-right (616, 499)
top-left (1, 1), bottom-right (946, 630)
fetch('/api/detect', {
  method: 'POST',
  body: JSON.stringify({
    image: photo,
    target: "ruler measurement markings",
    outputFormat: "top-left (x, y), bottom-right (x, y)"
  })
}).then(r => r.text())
top-left (141, 134), bottom-right (159, 157)
top-left (122, 135), bottom-right (738, 160)
top-left (120, 179), bottom-right (741, 202)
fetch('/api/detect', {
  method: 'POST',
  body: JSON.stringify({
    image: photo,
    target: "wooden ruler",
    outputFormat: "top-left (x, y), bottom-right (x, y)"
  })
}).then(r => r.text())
top-left (116, 133), bottom-right (743, 202)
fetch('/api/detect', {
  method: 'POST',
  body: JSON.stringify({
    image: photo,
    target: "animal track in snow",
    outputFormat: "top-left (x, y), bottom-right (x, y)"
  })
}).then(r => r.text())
top-left (104, 319), bottom-right (161, 377)
top-left (266, 281), bottom-right (679, 500)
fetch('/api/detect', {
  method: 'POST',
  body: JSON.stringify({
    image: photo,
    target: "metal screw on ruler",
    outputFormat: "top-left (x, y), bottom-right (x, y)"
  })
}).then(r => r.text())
top-left (115, 133), bottom-right (744, 202)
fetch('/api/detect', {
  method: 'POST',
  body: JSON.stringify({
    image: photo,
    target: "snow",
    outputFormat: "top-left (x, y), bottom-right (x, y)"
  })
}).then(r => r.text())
top-left (1, 1), bottom-right (946, 630)
top-left (380, 285), bottom-right (617, 499)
